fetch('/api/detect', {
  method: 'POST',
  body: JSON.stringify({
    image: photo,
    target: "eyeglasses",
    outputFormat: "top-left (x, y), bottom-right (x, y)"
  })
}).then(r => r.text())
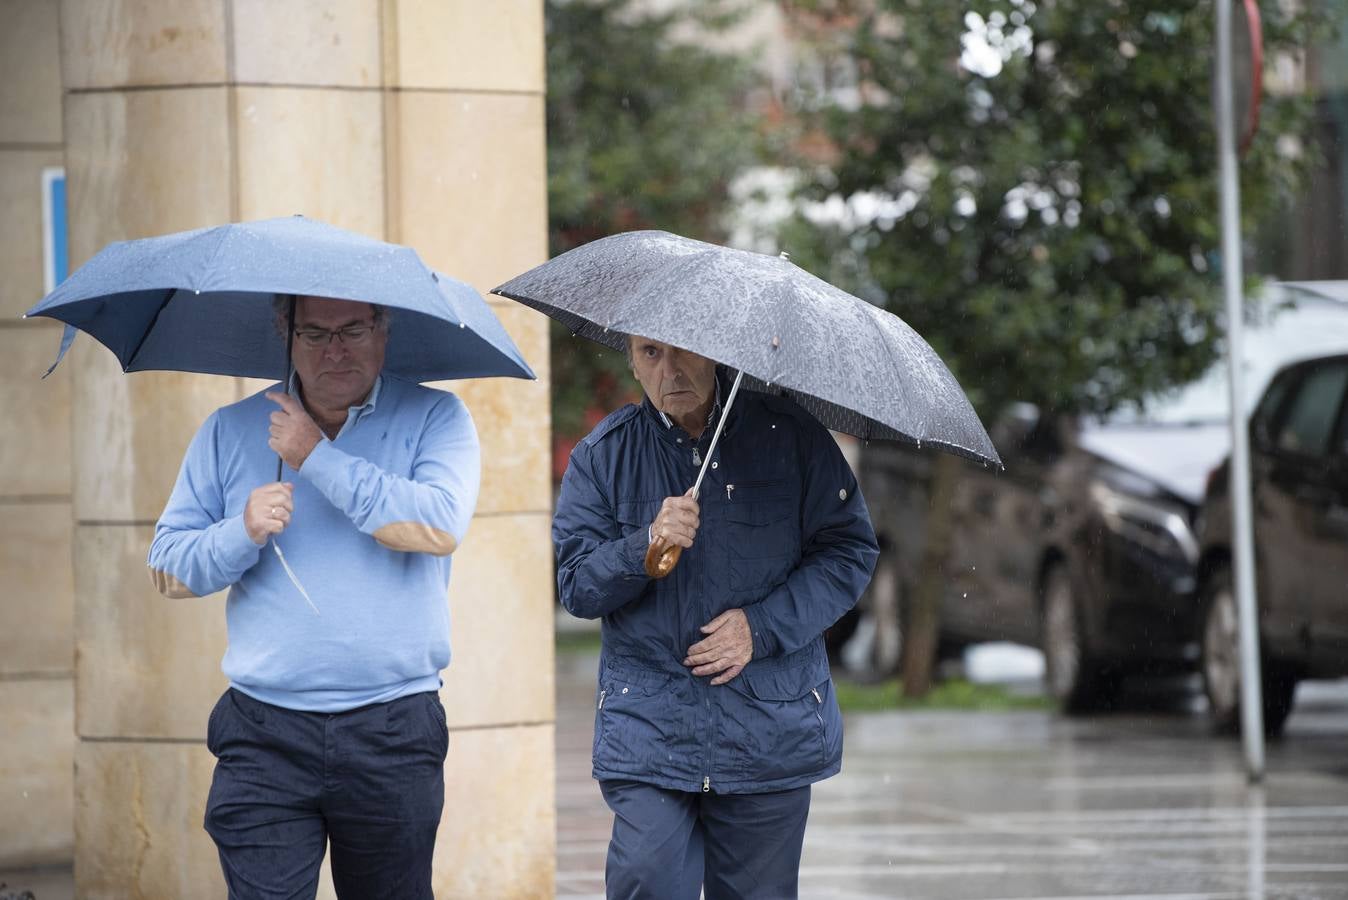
top-left (292, 321), bottom-right (378, 348)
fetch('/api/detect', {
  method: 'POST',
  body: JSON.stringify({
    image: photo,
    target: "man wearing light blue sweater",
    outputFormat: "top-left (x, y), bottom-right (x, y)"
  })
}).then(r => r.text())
top-left (148, 295), bottom-right (479, 900)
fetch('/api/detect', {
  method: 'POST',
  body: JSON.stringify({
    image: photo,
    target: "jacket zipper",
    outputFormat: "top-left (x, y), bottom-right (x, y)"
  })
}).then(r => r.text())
top-left (702, 776), bottom-right (710, 793)
top-left (727, 479), bottom-right (786, 501)
top-left (598, 689), bottom-right (607, 710)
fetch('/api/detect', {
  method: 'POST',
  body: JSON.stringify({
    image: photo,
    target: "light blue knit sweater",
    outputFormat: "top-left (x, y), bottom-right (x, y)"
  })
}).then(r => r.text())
top-left (148, 375), bottom-right (480, 712)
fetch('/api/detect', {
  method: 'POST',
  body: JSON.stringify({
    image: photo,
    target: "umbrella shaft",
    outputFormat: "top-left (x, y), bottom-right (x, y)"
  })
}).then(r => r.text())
top-left (277, 295), bottom-right (297, 482)
top-left (690, 369), bottom-right (744, 500)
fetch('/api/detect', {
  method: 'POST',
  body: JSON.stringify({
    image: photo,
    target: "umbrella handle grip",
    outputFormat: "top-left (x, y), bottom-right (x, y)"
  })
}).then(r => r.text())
top-left (643, 536), bottom-right (683, 579)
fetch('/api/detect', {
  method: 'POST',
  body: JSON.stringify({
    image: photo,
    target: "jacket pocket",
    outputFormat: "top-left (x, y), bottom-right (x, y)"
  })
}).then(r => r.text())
top-left (718, 662), bottom-right (838, 781)
top-left (595, 661), bottom-right (677, 772)
top-left (724, 481), bottom-right (796, 561)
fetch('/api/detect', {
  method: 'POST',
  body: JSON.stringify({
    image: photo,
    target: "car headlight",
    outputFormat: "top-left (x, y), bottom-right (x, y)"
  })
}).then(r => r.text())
top-left (1088, 480), bottom-right (1199, 565)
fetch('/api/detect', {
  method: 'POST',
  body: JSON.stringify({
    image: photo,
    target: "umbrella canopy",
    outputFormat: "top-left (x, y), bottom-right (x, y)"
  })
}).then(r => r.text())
top-left (493, 229), bottom-right (998, 466)
top-left (24, 215), bottom-right (535, 383)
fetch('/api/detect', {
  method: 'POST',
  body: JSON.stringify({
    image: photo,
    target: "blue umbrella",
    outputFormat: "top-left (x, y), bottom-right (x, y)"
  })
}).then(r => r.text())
top-left (24, 214), bottom-right (536, 384)
top-left (25, 215), bottom-right (535, 614)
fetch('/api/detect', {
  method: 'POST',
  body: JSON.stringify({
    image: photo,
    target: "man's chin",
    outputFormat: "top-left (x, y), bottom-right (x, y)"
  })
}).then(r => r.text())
top-left (660, 393), bottom-right (699, 411)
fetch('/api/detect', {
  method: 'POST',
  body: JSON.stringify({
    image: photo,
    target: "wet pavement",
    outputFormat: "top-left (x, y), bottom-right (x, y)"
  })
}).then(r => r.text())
top-left (557, 648), bottom-right (1348, 899)
top-left (6, 651), bottom-right (1346, 898)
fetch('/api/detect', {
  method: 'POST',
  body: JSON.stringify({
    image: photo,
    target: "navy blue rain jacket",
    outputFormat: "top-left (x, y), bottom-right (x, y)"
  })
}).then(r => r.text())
top-left (554, 386), bottom-right (879, 794)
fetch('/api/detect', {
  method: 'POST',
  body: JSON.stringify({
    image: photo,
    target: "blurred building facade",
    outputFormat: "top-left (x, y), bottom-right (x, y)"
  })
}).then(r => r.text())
top-left (0, 1), bottom-right (556, 896)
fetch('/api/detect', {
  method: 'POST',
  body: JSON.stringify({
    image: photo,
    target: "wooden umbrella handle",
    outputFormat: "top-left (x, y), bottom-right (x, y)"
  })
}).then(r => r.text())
top-left (643, 535), bottom-right (683, 579)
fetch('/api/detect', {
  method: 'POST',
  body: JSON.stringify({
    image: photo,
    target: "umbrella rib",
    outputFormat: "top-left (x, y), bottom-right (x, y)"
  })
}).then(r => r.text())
top-left (124, 288), bottom-right (179, 372)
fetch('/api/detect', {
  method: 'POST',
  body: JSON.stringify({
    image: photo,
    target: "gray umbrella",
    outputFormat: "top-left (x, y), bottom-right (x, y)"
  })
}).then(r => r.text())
top-left (493, 229), bottom-right (1000, 466)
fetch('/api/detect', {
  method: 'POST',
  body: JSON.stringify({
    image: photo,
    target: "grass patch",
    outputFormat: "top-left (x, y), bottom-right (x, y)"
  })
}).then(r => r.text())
top-left (555, 632), bottom-right (1051, 712)
top-left (555, 629), bottom-right (603, 657)
top-left (833, 677), bottom-right (1054, 712)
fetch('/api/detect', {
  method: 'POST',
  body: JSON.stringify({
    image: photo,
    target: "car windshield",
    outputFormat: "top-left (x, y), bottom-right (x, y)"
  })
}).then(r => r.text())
top-left (1104, 286), bottom-right (1348, 427)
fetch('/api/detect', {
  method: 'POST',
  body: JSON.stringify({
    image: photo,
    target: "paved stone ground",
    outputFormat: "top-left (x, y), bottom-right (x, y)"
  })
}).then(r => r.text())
top-left (7, 654), bottom-right (1347, 899)
top-left (557, 648), bottom-right (1348, 900)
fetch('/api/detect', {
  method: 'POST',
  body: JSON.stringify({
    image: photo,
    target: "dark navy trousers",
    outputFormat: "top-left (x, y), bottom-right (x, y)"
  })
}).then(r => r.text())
top-left (600, 779), bottom-right (812, 900)
top-left (204, 688), bottom-right (448, 900)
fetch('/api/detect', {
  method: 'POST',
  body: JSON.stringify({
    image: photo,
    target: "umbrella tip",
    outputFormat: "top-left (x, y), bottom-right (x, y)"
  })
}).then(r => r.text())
top-left (431, 272), bottom-right (439, 282)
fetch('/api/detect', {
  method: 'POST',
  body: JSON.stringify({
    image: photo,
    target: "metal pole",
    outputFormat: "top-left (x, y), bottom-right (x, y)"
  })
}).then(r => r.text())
top-left (1216, 0), bottom-right (1265, 780)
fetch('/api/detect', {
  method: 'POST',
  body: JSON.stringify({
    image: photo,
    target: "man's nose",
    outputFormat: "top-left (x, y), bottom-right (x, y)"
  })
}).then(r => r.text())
top-left (322, 337), bottom-right (349, 359)
top-left (661, 354), bottom-right (685, 382)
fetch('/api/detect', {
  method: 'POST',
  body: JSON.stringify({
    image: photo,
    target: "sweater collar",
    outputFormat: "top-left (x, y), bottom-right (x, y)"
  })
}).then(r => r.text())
top-left (288, 372), bottom-right (383, 440)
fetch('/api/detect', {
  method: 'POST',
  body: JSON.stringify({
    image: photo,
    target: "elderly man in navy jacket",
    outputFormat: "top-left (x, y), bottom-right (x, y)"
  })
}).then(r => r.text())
top-left (554, 333), bottom-right (879, 900)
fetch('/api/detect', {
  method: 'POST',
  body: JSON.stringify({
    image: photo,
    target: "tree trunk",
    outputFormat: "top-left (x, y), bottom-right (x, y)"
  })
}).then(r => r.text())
top-left (901, 452), bottom-right (960, 699)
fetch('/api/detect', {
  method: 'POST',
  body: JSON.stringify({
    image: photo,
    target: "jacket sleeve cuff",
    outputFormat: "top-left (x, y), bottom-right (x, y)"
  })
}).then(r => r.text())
top-left (741, 602), bottom-right (779, 660)
top-left (620, 526), bottom-right (652, 577)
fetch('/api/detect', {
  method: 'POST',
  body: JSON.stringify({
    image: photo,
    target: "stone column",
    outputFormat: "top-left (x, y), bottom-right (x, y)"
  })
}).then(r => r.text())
top-left (58, 1), bottom-right (554, 896)
top-left (0, 0), bottom-right (74, 870)
top-left (381, 3), bottom-right (557, 894)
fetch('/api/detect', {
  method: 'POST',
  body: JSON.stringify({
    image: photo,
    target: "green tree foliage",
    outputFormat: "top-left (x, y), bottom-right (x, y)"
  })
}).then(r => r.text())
top-left (546, 0), bottom-right (767, 445)
top-left (778, 0), bottom-right (1336, 696)
top-left (780, 0), bottom-right (1337, 418)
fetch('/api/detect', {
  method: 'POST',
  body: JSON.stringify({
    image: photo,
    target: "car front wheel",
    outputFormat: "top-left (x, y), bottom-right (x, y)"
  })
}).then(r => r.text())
top-left (1042, 563), bottom-right (1117, 713)
top-left (1200, 565), bottom-right (1297, 737)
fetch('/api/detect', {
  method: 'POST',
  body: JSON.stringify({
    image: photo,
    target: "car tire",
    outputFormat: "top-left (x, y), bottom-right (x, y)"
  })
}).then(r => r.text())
top-left (1042, 563), bottom-right (1117, 714)
top-left (1199, 565), bottom-right (1298, 738)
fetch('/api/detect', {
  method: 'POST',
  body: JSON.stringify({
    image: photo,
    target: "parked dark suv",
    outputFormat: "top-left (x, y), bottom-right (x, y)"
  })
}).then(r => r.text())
top-left (1197, 348), bottom-right (1348, 736)
top-left (852, 401), bottom-right (1214, 711)
top-left (842, 282), bottom-right (1348, 713)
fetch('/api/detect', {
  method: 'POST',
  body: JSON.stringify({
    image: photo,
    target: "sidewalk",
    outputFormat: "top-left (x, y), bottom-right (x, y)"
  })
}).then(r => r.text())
top-left (7, 652), bottom-right (1346, 899)
top-left (557, 644), bottom-right (1348, 899)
